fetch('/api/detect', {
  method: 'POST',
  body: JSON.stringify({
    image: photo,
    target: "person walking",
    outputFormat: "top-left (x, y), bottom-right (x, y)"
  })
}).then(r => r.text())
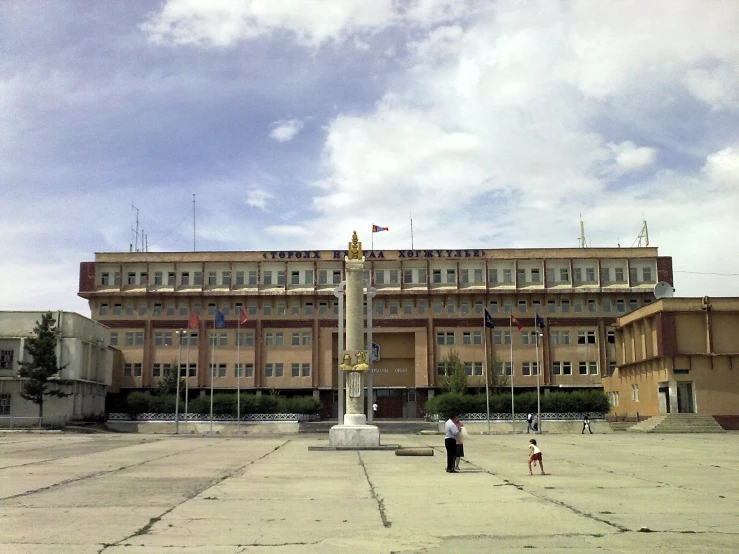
top-left (582, 414), bottom-right (593, 434)
top-left (526, 412), bottom-right (534, 434)
top-left (444, 414), bottom-right (461, 473)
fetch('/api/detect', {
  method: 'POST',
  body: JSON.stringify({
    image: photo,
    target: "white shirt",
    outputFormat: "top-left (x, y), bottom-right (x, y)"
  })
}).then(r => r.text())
top-left (372, 403), bottom-right (378, 412)
top-left (529, 444), bottom-right (541, 455)
top-left (445, 419), bottom-right (460, 439)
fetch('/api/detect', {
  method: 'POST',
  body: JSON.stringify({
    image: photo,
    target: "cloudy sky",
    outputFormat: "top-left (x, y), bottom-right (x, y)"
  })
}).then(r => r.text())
top-left (2, 0), bottom-right (738, 315)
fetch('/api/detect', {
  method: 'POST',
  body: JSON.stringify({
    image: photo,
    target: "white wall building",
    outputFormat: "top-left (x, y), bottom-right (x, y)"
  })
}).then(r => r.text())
top-left (0, 311), bottom-right (112, 426)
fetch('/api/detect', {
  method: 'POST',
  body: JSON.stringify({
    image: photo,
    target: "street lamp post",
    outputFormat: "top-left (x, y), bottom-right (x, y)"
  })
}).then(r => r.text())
top-left (175, 330), bottom-right (183, 434)
top-left (333, 281), bottom-right (346, 425)
top-left (536, 332), bottom-right (543, 434)
top-left (365, 286), bottom-right (376, 424)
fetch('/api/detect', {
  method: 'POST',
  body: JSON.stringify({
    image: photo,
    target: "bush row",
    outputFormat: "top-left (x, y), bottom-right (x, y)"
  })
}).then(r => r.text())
top-left (121, 392), bottom-right (321, 417)
top-left (426, 390), bottom-right (610, 419)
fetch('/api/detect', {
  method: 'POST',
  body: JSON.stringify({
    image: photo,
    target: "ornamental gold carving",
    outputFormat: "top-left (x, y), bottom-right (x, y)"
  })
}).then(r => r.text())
top-left (348, 231), bottom-right (362, 260)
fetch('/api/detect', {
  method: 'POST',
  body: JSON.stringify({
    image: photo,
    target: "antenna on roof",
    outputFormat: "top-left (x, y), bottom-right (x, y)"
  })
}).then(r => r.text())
top-left (578, 216), bottom-right (588, 248)
top-left (131, 204), bottom-right (140, 252)
top-left (637, 217), bottom-right (649, 247)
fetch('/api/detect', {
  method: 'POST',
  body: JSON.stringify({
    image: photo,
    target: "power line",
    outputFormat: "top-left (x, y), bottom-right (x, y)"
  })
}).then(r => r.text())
top-left (674, 270), bottom-right (739, 277)
top-left (147, 213), bottom-right (191, 249)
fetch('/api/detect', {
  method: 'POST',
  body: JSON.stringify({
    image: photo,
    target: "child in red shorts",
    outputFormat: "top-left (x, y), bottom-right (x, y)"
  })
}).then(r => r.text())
top-left (527, 438), bottom-right (546, 475)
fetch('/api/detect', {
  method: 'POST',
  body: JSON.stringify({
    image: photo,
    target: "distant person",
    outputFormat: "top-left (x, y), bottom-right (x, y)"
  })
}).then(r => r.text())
top-left (454, 418), bottom-right (466, 471)
top-left (526, 413), bottom-right (534, 434)
top-left (444, 414), bottom-right (461, 473)
top-left (582, 414), bottom-right (593, 434)
top-left (533, 415), bottom-right (539, 433)
top-left (527, 438), bottom-right (546, 476)
top-left (372, 402), bottom-right (378, 417)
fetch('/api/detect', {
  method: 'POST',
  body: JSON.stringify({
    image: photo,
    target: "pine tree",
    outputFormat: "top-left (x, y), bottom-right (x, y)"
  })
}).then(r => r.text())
top-left (17, 312), bottom-right (72, 418)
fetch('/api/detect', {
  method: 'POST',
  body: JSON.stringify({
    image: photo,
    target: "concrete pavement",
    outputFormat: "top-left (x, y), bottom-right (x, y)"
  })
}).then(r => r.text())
top-left (1, 431), bottom-right (738, 553)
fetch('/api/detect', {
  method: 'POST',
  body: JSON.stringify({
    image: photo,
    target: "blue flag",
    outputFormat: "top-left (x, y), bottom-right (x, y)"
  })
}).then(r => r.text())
top-left (215, 310), bottom-right (226, 329)
top-left (535, 313), bottom-right (545, 329)
top-left (484, 309), bottom-right (495, 329)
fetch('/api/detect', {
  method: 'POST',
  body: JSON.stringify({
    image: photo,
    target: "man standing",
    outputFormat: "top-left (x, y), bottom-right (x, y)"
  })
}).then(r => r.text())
top-left (526, 413), bottom-right (534, 434)
top-left (444, 414), bottom-right (461, 473)
top-left (582, 414), bottom-right (593, 434)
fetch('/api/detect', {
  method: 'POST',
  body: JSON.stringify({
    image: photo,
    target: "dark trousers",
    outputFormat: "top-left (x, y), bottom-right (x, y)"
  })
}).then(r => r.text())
top-left (582, 422), bottom-right (592, 434)
top-left (445, 438), bottom-right (456, 471)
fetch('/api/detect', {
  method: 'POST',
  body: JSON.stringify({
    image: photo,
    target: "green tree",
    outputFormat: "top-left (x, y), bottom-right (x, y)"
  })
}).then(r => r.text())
top-left (17, 312), bottom-right (72, 418)
top-left (158, 358), bottom-right (182, 396)
top-left (486, 353), bottom-right (508, 395)
top-left (438, 349), bottom-right (467, 394)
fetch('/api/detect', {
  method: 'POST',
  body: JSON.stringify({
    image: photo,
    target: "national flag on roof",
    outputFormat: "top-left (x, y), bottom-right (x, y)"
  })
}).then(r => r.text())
top-left (511, 314), bottom-right (524, 330)
top-left (239, 308), bottom-right (248, 325)
top-left (188, 311), bottom-right (200, 329)
top-left (535, 313), bottom-right (546, 330)
top-left (484, 309), bottom-right (495, 329)
top-left (372, 224), bottom-right (389, 232)
top-left (215, 310), bottom-right (226, 329)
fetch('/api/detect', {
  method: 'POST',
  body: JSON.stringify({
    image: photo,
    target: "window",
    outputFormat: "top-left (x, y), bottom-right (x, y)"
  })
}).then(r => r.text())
top-left (124, 364), bottom-right (132, 377)
top-left (180, 272), bottom-right (190, 286)
top-left (265, 333), bottom-right (274, 347)
top-left (518, 300), bottom-right (527, 313)
top-left (531, 268), bottom-right (540, 283)
top-left (446, 300), bottom-right (456, 314)
top-left (602, 268), bottom-right (611, 283)
top-left (390, 301), bottom-right (399, 315)
top-left (332, 270), bottom-right (342, 284)
top-left (607, 331), bottom-right (615, 344)
top-left (152, 364), bottom-right (161, 377)
top-left (263, 302), bottom-right (272, 316)
top-left (0, 350), bottom-right (14, 369)
top-left (0, 393), bottom-right (10, 415)
top-left (602, 298), bottom-right (612, 312)
top-left (472, 331), bottom-right (482, 345)
top-left (236, 330), bottom-right (254, 346)
top-left (302, 332), bottom-right (310, 346)
top-left (222, 272), bottom-right (231, 286)
top-left (389, 269), bottom-right (399, 284)
top-left (589, 361), bottom-right (598, 375)
top-left (503, 300), bottom-right (513, 314)
top-left (436, 362), bottom-right (446, 376)
top-left (135, 332), bottom-right (144, 346)
top-left (545, 268), bottom-right (554, 283)
top-left (552, 361), bottom-right (561, 375)
top-left (274, 363), bottom-right (283, 377)
top-left (278, 271), bottom-right (287, 285)
top-left (418, 300), bottom-right (427, 314)
top-left (404, 300), bottom-right (413, 315)
top-left (305, 302), bottom-right (313, 316)
top-left (275, 332), bottom-right (284, 346)
top-left (629, 299), bottom-right (639, 312)
top-left (522, 362), bottom-right (531, 376)
top-left (461, 301), bottom-right (469, 315)
top-left (446, 269), bottom-right (455, 284)
top-left (560, 268), bottom-right (569, 282)
top-left (550, 331), bottom-right (560, 345)
top-left (291, 363), bottom-right (300, 377)
top-left (630, 266), bottom-right (638, 283)
top-left (573, 268), bottom-right (582, 283)
top-left (489, 301), bottom-right (498, 313)
top-left (488, 268), bottom-right (498, 283)
top-left (561, 331), bottom-right (570, 344)
top-left (502, 269), bottom-right (512, 284)
top-left (562, 361), bottom-right (571, 375)
top-left (208, 271), bottom-right (217, 285)
top-left (473, 362), bottom-right (483, 376)
top-left (474, 301), bottom-right (483, 314)
top-left (290, 271), bottom-right (300, 285)
top-left (404, 269), bottom-right (413, 284)
top-left (99, 303), bottom-right (108, 316)
top-left (418, 268), bottom-right (427, 283)
top-left (134, 363), bottom-right (142, 376)
top-left (585, 268), bottom-right (595, 282)
top-left (517, 269), bottom-right (526, 283)
top-left (291, 332), bottom-right (300, 346)
top-left (432, 269), bottom-right (441, 283)
top-left (574, 299), bottom-right (583, 312)
top-left (247, 271), bottom-right (257, 285)
top-left (631, 384), bottom-right (639, 402)
top-left (109, 332), bottom-right (118, 346)
top-left (375, 270), bottom-right (385, 285)
top-left (263, 271), bottom-right (273, 285)
top-left (547, 300), bottom-right (556, 313)
top-left (235, 271), bottom-right (245, 285)
top-left (579, 362), bottom-right (588, 375)
top-left (464, 362), bottom-right (473, 376)
top-left (474, 268), bottom-right (483, 283)
top-left (463, 332), bottom-right (471, 345)
top-left (461, 269), bottom-right (469, 284)
top-left (101, 272), bottom-right (110, 285)
top-left (608, 361), bottom-right (616, 375)
top-left (154, 332), bottom-right (163, 346)
top-left (577, 330), bottom-right (596, 344)
top-left (561, 300), bottom-right (570, 313)
top-left (494, 362), bottom-right (512, 376)
top-left (532, 300), bottom-right (541, 313)
top-left (318, 270), bottom-right (328, 284)
top-left (290, 301), bottom-right (300, 316)
top-left (265, 363), bottom-right (273, 377)
top-left (277, 302), bottom-right (286, 316)
top-left (152, 303), bottom-right (161, 316)
top-left (615, 268), bottom-right (624, 282)
top-left (433, 301), bottom-right (441, 314)
top-left (235, 363), bottom-right (254, 377)
top-left (193, 272), bottom-right (203, 285)
top-left (375, 301), bottom-right (384, 315)
top-left (616, 299), bottom-right (626, 313)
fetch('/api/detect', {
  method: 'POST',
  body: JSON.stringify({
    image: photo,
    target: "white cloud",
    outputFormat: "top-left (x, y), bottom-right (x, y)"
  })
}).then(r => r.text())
top-left (245, 187), bottom-right (274, 210)
top-left (140, 0), bottom-right (474, 47)
top-left (269, 119), bottom-right (304, 142)
top-left (608, 141), bottom-right (658, 172)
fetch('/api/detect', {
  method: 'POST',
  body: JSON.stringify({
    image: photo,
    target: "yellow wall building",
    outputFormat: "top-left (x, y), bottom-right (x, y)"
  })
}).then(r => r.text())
top-left (604, 297), bottom-right (739, 425)
top-left (78, 246), bottom-right (672, 418)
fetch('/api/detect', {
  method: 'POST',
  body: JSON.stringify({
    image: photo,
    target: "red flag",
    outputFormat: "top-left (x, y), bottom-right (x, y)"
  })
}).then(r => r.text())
top-left (511, 314), bottom-right (524, 330)
top-left (188, 311), bottom-right (200, 329)
top-left (239, 308), bottom-right (248, 325)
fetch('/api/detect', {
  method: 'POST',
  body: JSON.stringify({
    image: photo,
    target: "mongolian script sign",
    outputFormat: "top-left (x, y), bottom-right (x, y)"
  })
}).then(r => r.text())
top-left (263, 249), bottom-right (486, 260)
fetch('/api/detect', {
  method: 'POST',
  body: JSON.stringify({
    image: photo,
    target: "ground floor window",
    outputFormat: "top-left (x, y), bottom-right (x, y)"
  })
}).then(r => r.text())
top-left (0, 394), bottom-right (9, 415)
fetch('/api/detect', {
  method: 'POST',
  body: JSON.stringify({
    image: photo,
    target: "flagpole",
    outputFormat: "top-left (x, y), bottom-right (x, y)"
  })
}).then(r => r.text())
top-left (210, 323), bottom-right (216, 433)
top-left (484, 312), bottom-right (490, 434)
top-left (510, 316), bottom-right (515, 432)
top-left (184, 333), bottom-right (190, 425)
top-left (175, 329), bottom-right (183, 434)
top-left (536, 329), bottom-right (541, 434)
top-left (237, 316), bottom-right (241, 433)
top-left (371, 224), bottom-right (374, 251)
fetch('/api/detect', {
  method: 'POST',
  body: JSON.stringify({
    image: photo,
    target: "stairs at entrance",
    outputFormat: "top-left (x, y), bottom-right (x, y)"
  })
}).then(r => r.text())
top-left (628, 414), bottom-right (726, 433)
top-left (300, 419), bottom-right (438, 434)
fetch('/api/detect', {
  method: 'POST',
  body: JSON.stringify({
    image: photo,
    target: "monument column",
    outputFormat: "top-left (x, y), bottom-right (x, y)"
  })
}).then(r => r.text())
top-left (344, 248), bottom-right (366, 425)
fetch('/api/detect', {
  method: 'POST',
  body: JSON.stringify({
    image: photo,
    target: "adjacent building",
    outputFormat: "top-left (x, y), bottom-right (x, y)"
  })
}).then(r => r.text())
top-left (604, 297), bottom-right (739, 426)
top-left (0, 311), bottom-right (112, 426)
top-left (78, 246), bottom-right (672, 418)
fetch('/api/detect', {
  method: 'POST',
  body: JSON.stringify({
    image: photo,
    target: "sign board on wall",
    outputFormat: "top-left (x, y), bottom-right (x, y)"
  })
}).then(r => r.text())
top-left (371, 342), bottom-right (381, 362)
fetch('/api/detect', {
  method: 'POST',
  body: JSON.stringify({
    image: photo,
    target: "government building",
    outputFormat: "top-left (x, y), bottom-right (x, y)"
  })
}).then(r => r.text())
top-left (78, 246), bottom-right (672, 418)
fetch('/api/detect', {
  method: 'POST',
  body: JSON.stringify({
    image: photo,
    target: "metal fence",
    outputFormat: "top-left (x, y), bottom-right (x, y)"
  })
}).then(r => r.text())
top-left (107, 413), bottom-right (320, 422)
top-left (430, 412), bottom-right (606, 421)
top-left (0, 415), bottom-right (68, 430)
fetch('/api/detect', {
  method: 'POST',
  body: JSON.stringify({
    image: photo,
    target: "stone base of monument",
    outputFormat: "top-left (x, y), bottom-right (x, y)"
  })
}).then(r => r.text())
top-left (328, 424), bottom-right (380, 448)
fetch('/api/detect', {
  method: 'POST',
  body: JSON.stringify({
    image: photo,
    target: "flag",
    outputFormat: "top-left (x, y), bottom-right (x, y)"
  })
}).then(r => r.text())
top-left (215, 310), bottom-right (226, 329)
top-left (239, 308), bottom-right (248, 325)
top-left (535, 313), bottom-right (545, 329)
top-left (511, 314), bottom-right (524, 330)
top-left (484, 309), bottom-right (495, 329)
top-left (372, 224), bottom-right (389, 232)
top-left (188, 311), bottom-right (200, 329)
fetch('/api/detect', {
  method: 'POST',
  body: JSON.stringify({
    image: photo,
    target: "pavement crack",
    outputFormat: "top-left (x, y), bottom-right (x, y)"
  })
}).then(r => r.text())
top-left (357, 452), bottom-right (391, 528)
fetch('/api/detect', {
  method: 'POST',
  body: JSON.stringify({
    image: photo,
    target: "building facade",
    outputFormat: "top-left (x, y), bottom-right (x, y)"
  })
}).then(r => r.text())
top-left (0, 311), bottom-right (112, 426)
top-left (78, 246), bottom-right (672, 418)
top-left (603, 297), bottom-right (739, 424)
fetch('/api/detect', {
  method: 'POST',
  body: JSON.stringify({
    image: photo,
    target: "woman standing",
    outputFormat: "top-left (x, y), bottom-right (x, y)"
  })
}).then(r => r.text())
top-left (444, 414), bottom-right (460, 473)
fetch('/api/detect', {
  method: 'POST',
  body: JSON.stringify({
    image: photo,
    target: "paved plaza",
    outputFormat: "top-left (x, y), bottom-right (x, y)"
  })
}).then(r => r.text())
top-left (1, 431), bottom-right (738, 553)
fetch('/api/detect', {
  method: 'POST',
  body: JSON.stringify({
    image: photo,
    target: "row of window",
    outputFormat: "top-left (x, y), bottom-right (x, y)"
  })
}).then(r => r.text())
top-left (0, 393), bottom-right (10, 414)
top-left (99, 296), bottom-right (649, 319)
top-left (101, 265), bottom-right (655, 288)
top-left (434, 360), bottom-right (604, 377)
top-left (124, 362), bottom-right (311, 378)
top-left (111, 331), bottom-right (311, 348)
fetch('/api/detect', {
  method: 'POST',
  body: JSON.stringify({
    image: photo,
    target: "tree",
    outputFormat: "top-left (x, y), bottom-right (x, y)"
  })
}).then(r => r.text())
top-left (17, 312), bottom-right (72, 418)
top-left (158, 358), bottom-right (182, 396)
top-left (486, 353), bottom-right (509, 395)
top-left (438, 349), bottom-right (467, 394)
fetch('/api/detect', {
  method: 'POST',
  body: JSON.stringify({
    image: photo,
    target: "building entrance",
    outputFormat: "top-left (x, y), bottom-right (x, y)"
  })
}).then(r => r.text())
top-left (677, 382), bottom-right (695, 413)
top-left (372, 389), bottom-right (404, 419)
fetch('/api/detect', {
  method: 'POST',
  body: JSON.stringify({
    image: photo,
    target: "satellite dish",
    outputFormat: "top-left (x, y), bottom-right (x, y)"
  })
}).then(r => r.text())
top-left (653, 281), bottom-right (675, 299)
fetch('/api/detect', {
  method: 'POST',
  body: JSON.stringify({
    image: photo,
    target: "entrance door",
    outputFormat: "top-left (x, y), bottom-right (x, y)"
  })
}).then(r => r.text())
top-left (375, 389), bottom-right (404, 418)
top-left (677, 382), bottom-right (694, 413)
top-left (658, 385), bottom-right (670, 414)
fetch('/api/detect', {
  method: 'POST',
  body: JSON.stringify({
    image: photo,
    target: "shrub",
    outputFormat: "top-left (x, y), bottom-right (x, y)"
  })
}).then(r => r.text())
top-left (283, 396), bottom-right (321, 414)
top-left (126, 391), bottom-right (152, 417)
top-left (148, 394), bottom-right (177, 414)
top-left (186, 396), bottom-right (210, 414)
top-left (256, 395), bottom-right (280, 414)
top-left (238, 394), bottom-right (260, 415)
